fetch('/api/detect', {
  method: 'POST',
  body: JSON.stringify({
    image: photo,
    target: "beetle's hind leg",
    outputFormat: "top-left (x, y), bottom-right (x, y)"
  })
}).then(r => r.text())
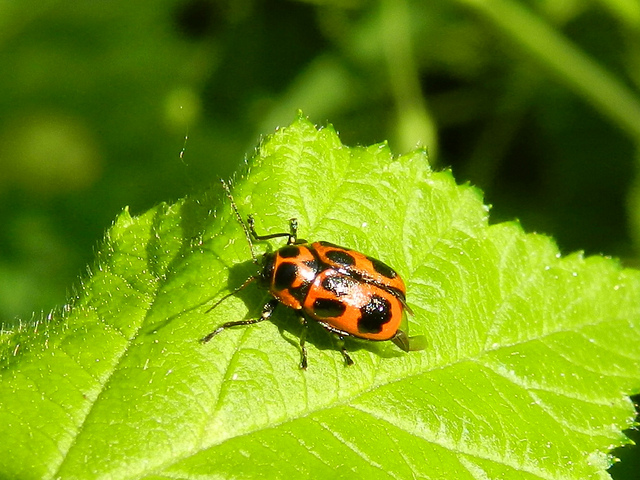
top-left (201, 299), bottom-right (278, 343)
top-left (335, 335), bottom-right (354, 366)
top-left (297, 317), bottom-right (354, 368)
top-left (296, 312), bottom-right (309, 370)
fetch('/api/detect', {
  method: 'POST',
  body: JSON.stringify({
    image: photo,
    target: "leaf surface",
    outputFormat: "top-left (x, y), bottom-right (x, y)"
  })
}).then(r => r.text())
top-left (1, 114), bottom-right (639, 479)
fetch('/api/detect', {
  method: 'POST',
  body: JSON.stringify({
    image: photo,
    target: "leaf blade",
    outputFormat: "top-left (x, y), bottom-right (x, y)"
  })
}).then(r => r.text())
top-left (1, 114), bottom-right (638, 479)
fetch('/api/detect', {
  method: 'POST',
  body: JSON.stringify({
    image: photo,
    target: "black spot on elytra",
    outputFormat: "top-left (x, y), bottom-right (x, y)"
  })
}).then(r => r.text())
top-left (312, 298), bottom-right (346, 318)
top-left (358, 295), bottom-right (392, 333)
top-left (279, 245), bottom-right (301, 258)
top-left (303, 258), bottom-right (319, 271)
top-left (326, 249), bottom-right (356, 266)
top-left (286, 283), bottom-right (309, 303)
top-left (274, 262), bottom-right (298, 290)
top-left (321, 275), bottom-right (355, 297)
top-left (368, 257), bottom-right (397, 279)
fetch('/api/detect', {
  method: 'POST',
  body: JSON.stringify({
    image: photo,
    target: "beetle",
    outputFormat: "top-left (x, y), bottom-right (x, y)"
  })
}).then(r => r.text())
top-left (201, 181), bottom-right (426, 368)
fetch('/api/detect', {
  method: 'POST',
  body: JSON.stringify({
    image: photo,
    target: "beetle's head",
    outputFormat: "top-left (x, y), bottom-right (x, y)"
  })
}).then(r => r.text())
top-left (257, 251), bottom-right (277, 287)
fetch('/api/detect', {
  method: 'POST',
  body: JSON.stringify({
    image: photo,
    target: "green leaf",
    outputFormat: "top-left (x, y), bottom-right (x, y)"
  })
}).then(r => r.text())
top-left (1, 113), bottom-right (639, 479)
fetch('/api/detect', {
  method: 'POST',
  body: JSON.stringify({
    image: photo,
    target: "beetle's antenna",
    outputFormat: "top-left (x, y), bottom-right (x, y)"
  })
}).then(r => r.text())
top-left (206, 275), bottom-right (258, 313)
top-left (221, 179), bottom-right (258, 264)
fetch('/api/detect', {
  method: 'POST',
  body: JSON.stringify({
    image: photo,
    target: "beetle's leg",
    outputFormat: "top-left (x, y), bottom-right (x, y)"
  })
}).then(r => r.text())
top-left (247, 215), bottom-right (306, 245)
top-left (201, 299), bottom-right (278, 343)
top-left (247, 215), bottom-right (294, 242)
top-left (287, 218), bottom-right (309, 245)
top-left (315, 324), bottom-right (355, 366)
top-left (287, 218), bottom-right (298, 245)
top-left (335, 335), bottom-right (355, 366)
top-left (296, 312), bottom-right (309, 369)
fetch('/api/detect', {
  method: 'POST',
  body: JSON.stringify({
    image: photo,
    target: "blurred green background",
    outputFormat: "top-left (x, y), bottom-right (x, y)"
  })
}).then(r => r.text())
top-left (1, 0), bottom-right (639, 474)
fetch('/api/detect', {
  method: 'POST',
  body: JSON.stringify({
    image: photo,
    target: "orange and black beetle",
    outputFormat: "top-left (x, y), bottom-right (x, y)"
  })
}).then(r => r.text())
top-left (201, 182), bottom-right (426, 368)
